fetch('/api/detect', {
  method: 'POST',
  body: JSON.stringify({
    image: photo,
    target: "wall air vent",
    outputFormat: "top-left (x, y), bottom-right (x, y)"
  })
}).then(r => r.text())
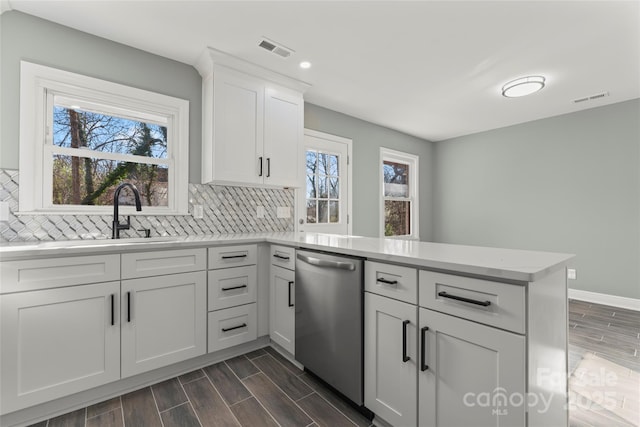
top-left (258, 37), bottom-right (294, 58)
top-left (573, 92), bottom-right (609, 104)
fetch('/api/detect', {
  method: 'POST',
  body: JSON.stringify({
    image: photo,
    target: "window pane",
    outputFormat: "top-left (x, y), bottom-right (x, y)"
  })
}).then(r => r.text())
top-left (329, 201), bottom-right (339, 223)
top-left (318, 200), bottom-right (328, 223)
top-left (306, 200), bottom-right (317, 223)
top-left (52, 155), bottom-right (168, 207)
top-left (53, 106), bottom-right (168, 159)
top-left (329, 155), bottom-right (339, 176)
top-left (306, 174), bottom-right (317, 198)
top-left (384, 200), bottom-right (411, 236)
top-left (383, 160), bottom-right (409, 197)
top-left (329, 177), bottom-right (339, 199)
top-left (318, 153), bottom-right (330, 175)
top-left (306, 150), bottom-right (317, 174)
top-left (317, 176), bottom-right (328, 198)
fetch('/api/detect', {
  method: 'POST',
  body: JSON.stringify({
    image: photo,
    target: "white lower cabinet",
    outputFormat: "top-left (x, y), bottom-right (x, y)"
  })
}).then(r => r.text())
top-left (121, 271), bottom-right (206, 377)
top-left (0, 282), bottom-right (120, 413)
top-left (364, 292), bottom-right (417, 427)
top-left (270, 264), bottom-right (295, 354)
top-left (418, 307), bottom-right (525, 427)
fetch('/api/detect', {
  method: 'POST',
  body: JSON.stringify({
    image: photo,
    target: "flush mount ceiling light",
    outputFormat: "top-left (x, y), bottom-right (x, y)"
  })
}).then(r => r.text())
top-left (501, 76), bottom-right (546, 98)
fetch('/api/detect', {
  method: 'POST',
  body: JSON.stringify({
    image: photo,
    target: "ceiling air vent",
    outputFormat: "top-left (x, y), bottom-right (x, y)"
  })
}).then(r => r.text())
top-left (573, 92), bottom-right (609, 104)
top-left (258, 37), bottom-right (294, 58)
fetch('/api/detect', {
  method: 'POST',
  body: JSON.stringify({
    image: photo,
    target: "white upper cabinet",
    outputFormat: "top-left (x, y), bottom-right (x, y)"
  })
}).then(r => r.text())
top-left (195, 48), bottom-right (309, 187)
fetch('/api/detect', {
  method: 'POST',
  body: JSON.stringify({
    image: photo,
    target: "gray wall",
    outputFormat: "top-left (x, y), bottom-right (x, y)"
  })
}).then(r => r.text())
top-left (433, 99), bottom-right (640, 299)
top-left (0, 11), bottom-right (203, 183)
top-left (305, 103), bottom-right (434, 240)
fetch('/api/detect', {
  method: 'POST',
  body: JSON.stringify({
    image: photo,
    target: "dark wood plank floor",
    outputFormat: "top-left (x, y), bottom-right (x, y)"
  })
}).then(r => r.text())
top-left (28, 300), bottom-right (639, 427)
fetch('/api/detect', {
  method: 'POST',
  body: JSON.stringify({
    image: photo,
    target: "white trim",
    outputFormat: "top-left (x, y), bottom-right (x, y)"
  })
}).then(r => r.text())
top-left (379, 147), bottom-right (419, 240)
top-left (19, 61), bottom-right (189, 215)
top-left (298, 129), bottom-right (353, 235)
top-left (569, 288), bottom-right (640, 311)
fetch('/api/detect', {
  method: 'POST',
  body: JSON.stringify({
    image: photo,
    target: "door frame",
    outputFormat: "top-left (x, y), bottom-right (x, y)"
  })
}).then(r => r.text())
top-left (296, 129), bottom-right (353, 235)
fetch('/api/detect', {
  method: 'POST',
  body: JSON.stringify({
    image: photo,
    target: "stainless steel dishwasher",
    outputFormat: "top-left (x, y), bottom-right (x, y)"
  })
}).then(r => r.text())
top-left (295, 249), bottom-right (364, 405)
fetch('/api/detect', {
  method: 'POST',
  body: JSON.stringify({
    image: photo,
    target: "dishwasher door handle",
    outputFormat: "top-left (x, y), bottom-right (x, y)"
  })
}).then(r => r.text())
top-left (296, 253), bottom-right (356, 271)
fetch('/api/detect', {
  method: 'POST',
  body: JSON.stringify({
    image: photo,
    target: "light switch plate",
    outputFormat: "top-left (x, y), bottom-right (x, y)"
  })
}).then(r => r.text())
top-left (257, 206), bottom-right (265, 218)
top-left (277, 207), bottom-right (290, 218)
top-left (193, 204), bottom-right (204, 219)
top-left (567, 268), bottom-right (577, 280)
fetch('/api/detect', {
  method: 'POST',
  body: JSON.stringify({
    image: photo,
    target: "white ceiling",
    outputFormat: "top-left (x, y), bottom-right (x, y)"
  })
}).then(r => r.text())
top-left (6, 0), bottom-right (640, 141)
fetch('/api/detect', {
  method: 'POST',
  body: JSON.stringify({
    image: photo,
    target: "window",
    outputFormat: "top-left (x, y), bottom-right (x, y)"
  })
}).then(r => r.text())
top-left (380, 148), bottom-right (419, 239)
top-left (305, 150), bottom-right (341, 224)
top-left (19, 61), bottom-right (189, 215)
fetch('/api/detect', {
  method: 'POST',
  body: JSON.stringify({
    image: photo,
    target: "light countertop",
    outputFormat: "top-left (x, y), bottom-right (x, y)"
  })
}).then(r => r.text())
top-left (0, 232), bottom-right (574, 282)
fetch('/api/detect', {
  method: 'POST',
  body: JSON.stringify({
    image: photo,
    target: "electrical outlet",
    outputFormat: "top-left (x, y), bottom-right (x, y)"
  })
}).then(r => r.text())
top-left (567, 268), bottom-right (577, 280)
top-left (277, 207), bottom-right (290, 218)
top-left (257, 206), bottom-right (265, 218)
top-left (192, 204), bottom-right (204, 219)
top-left (0, 202), bottom-right (9, 222)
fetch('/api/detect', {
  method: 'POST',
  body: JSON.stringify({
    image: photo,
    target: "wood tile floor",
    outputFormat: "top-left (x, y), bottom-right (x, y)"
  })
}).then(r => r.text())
top-left (28, 300), bottom-right (640, 427)
top-left (28, 346), bottom-right (372, 427)
top-left (568, 299), bottom-right (639, 427)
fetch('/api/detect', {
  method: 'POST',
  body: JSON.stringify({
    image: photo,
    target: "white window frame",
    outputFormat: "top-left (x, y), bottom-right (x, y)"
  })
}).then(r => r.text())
top-left (19, 61), bottom-right (190, 215)
top-left (380, 147), bottom-right (419, 240)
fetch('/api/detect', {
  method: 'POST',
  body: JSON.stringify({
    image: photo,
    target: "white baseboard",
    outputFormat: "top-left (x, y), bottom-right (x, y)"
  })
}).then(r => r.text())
top-left (569, 288), bottom-right (640, 311)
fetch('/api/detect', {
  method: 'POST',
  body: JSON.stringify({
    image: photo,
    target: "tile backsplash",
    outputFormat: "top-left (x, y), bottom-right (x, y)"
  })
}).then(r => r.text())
top-left (0, 169), bottom-right (295, 242)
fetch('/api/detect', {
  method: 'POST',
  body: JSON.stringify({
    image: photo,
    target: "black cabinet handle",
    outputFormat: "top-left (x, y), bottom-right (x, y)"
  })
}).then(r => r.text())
top-left (221, 284), bottom-right (248, 292)
top-left (377, 277), bottom-right (398, 285)
top-left (127, 292), bottom-right (131, 322)
top-left (402, 320), bottom-right (411, 362)
top-left (266, 158), bottom-right (271, 177)
top-left (110, 294), bottom-right (115, 326)
top-left (222, 323), bottom-right (247, 332)
top-left (437, 291), bottom-right (491, 307)
top-left (258, 157), bottom-right (263, 177)
top-left (288, 281), bottom-right (294, 307)
top-left (273, 253), bottom-right (290, 260)
top-left (221, 254), bottom-right (248, 260)
top-left (420, 326), bottom-right (429, 371)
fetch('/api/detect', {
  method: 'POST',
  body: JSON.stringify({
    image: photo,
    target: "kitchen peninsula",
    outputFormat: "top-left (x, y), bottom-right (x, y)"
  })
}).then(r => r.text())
top-left (0, 233), bottom-right (574, 427)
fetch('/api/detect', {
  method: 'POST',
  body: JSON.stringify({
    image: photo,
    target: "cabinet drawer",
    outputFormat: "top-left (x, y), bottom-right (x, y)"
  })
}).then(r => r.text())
top-left (208, 245), bottom-right (257, 269)
top-left (270, 245), bottom-right (295, 270)
top-left (208, 266), bottom-right (257, 311)
top-left (0, 254), bottom-right (120, 294)
top-left (121, 248), bottom-right (206, 279)
top-left (208, 303), bottom-right (257, 353)
top-left (419, 270), bottom-right (525, 334)
top-left (365, 261), bottom-right (417, 304)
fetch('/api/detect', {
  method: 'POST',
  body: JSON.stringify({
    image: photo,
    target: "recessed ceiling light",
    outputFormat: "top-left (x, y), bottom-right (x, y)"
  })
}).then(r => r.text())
top-left (299, 61), bottom-right (311, 69)
top-left (502, 76), bottom-right (546, 98)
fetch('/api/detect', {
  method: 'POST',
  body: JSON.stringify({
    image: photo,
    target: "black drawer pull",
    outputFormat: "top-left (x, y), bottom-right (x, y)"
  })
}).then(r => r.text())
top-left (288, 281), bottom-right (294, 307)
top-left (377, 277), bottom-right (398, 285)
top-left (110, 294), bottom-right (115, 326)
top-left (127, 291), bottom-right (131, 322)
top-left (222, 323), bottom-right (247, 332)
top-left (420, 326), bottom-right (429, 371)
top-left (438, 291), bottom-right (491, 307)
top-left (221, 284), bottom-right (248, 292)
top-left (402, 320), bottom-right (411, 362)
top-left (221, 254), bottom-right (248, 260)
top-left (266, 158), bottom-right (271, 177)
top-left (273, 253), bottom-right (290, 260)
top-left (258, 157), bottom-right (263, 177)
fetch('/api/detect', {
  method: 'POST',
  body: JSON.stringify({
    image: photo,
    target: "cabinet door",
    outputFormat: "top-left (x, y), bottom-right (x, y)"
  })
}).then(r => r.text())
top-left (418, 307), bottom-right (525, 427)
top-left (210, 67), bottom-right (264, 185)
top-left (364, 292), bottom-right (417, 427)
top-left (0, 282), bottom-right (120, 414)
top-left (269, 265), bottom-right (295, 354)
top-left (121, 271), bottom-right (206, 377)
top-left (263, 86), bottom-right (303, 187)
